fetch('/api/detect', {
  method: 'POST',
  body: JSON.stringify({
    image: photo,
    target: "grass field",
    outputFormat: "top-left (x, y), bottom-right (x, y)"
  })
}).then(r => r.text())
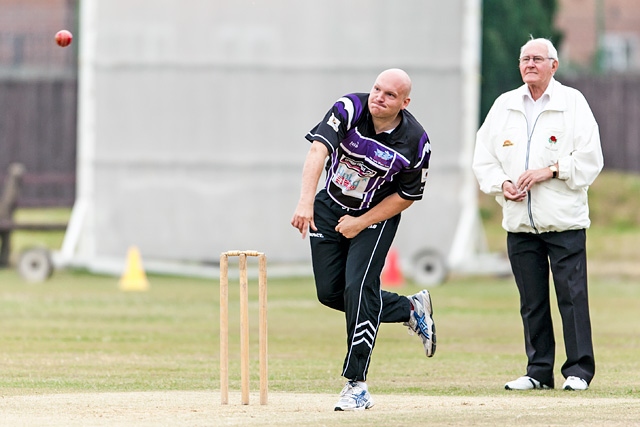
top-left (0, 270), bottom-right (629, 396)
top-left (1, 170), bottom-right (639, 425)
top-left (0, 269), bottom-right (639, 425)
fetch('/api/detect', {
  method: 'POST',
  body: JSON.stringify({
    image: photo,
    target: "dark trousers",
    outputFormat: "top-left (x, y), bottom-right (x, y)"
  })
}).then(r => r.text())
top-left (507, 229), bottom-right (595, 388)
top-left (310, 190), bottom-right (411, 381)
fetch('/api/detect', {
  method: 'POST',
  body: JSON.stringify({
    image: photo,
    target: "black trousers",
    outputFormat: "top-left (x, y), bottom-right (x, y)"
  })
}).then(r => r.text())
top-left (310, 190), bottom-right (411, 381)
top-left (507, 229), bottom-right (595, 388)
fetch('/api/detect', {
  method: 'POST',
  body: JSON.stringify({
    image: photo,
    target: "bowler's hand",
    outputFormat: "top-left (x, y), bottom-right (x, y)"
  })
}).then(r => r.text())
top-left (336, 215), bottom-right (366, 239)
top-left (502, 180), bottom-right (526, 202)
top-left (291, 203), bottom-right (316, 239)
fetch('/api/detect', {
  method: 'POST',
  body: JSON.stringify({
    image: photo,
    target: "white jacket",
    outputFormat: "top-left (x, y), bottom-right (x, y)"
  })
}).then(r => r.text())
top-left (473, 78), bottom-right (604, 233)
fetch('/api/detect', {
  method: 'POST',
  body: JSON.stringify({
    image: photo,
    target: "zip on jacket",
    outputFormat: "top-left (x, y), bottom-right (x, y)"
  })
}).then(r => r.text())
top-left (524, 111), bottom-right (542, 234)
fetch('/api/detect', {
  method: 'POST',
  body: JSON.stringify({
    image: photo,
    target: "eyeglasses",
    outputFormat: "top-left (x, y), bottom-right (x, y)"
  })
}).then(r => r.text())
top-left (519, 56), bottom-right (555, 65)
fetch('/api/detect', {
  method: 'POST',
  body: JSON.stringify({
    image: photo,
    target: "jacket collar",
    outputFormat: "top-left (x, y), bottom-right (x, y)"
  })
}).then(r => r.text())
top-left (506, 78), bottom-right (567, 113)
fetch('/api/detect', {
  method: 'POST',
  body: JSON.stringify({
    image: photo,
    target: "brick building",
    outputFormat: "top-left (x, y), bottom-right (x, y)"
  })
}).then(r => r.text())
top-left (0, 0), bottom-right (76, 73)
top-left (556, 0), bottom-right (640, 72)
top-left (0, 0), bottom-right (78, 206)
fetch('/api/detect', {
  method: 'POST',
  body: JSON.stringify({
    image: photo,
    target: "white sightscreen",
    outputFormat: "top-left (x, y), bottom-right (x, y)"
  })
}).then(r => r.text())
top-left (59, 0), bottom-right (504, 284)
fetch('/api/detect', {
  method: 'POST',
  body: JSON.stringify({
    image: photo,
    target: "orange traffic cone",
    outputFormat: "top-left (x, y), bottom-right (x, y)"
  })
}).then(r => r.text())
top-left (381, 247), bottom-right (404, 287)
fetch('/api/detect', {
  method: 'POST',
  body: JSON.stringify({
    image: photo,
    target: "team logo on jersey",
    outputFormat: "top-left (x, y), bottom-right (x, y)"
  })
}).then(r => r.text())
top-left (369, 148), bottom-right (394, 168)
top-left (327, 113), bottom-right (341, 132)
top-left (375, 148), bottom-right (393, 161)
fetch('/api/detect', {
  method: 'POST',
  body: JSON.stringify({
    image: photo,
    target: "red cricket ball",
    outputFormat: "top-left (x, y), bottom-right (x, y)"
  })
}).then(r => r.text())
top-left (55, 30), bottom-right (73, 47)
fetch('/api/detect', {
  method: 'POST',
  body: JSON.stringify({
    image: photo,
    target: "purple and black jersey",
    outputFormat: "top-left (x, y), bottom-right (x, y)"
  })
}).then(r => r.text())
top-left (306, 93), bottom-right (431, 210)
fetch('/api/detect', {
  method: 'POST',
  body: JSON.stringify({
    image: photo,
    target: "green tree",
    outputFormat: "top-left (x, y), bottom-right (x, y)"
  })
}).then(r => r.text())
top-left (480, 0), bottom-right (563, 121)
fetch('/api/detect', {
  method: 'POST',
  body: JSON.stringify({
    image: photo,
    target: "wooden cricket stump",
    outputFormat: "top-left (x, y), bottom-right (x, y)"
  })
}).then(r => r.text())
top-left (219, 250), bottom-right (268, 405)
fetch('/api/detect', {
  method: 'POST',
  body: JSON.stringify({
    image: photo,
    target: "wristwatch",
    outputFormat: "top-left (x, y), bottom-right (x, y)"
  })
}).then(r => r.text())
top-left (549, 165), bottom-right (558, 179)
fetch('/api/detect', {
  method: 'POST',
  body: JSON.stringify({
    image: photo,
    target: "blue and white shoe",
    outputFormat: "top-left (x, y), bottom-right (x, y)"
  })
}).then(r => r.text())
top-left (334, 381), bottom-right (374, 411)
top-left (404, 290), bottom-right (436, 357)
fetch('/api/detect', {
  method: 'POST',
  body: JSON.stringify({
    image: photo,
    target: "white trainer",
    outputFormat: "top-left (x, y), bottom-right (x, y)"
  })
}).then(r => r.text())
top-left (563, 376), bottom-right (589, 391)
top-left (404, 290), bottom-right (436, 357)
top-left (334, 381), bottom-right (374, 411)
top-left (505, 376), bottom-right (551, 390)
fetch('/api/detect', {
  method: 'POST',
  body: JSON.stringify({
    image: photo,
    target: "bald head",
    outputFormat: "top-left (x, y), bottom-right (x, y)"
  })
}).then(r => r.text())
top-left (368, 68), bottom-right (412, 131)
top-left (377, 68), bottom-right (412, 98)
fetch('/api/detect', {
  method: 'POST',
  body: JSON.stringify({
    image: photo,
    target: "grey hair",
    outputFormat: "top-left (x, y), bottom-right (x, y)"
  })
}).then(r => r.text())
top-left (520, 37), bottom-right (559, 61)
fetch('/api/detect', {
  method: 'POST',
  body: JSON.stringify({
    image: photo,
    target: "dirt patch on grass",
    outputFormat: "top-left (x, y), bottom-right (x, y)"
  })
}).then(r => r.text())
top-left (1, 391), bottom-right (639, 426)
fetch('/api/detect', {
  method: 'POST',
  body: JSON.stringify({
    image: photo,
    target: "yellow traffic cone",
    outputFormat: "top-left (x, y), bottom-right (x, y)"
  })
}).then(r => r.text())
top-left (118, 246), bottom-right (150, 291)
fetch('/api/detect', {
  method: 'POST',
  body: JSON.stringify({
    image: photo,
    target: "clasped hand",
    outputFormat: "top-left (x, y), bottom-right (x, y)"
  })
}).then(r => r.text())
top-left (503, 167), bottom-right (553, 201)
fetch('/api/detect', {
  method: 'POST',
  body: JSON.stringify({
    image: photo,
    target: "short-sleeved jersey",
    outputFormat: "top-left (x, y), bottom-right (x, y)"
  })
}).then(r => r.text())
top-left (306, 93), bottom-right (431, 210)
